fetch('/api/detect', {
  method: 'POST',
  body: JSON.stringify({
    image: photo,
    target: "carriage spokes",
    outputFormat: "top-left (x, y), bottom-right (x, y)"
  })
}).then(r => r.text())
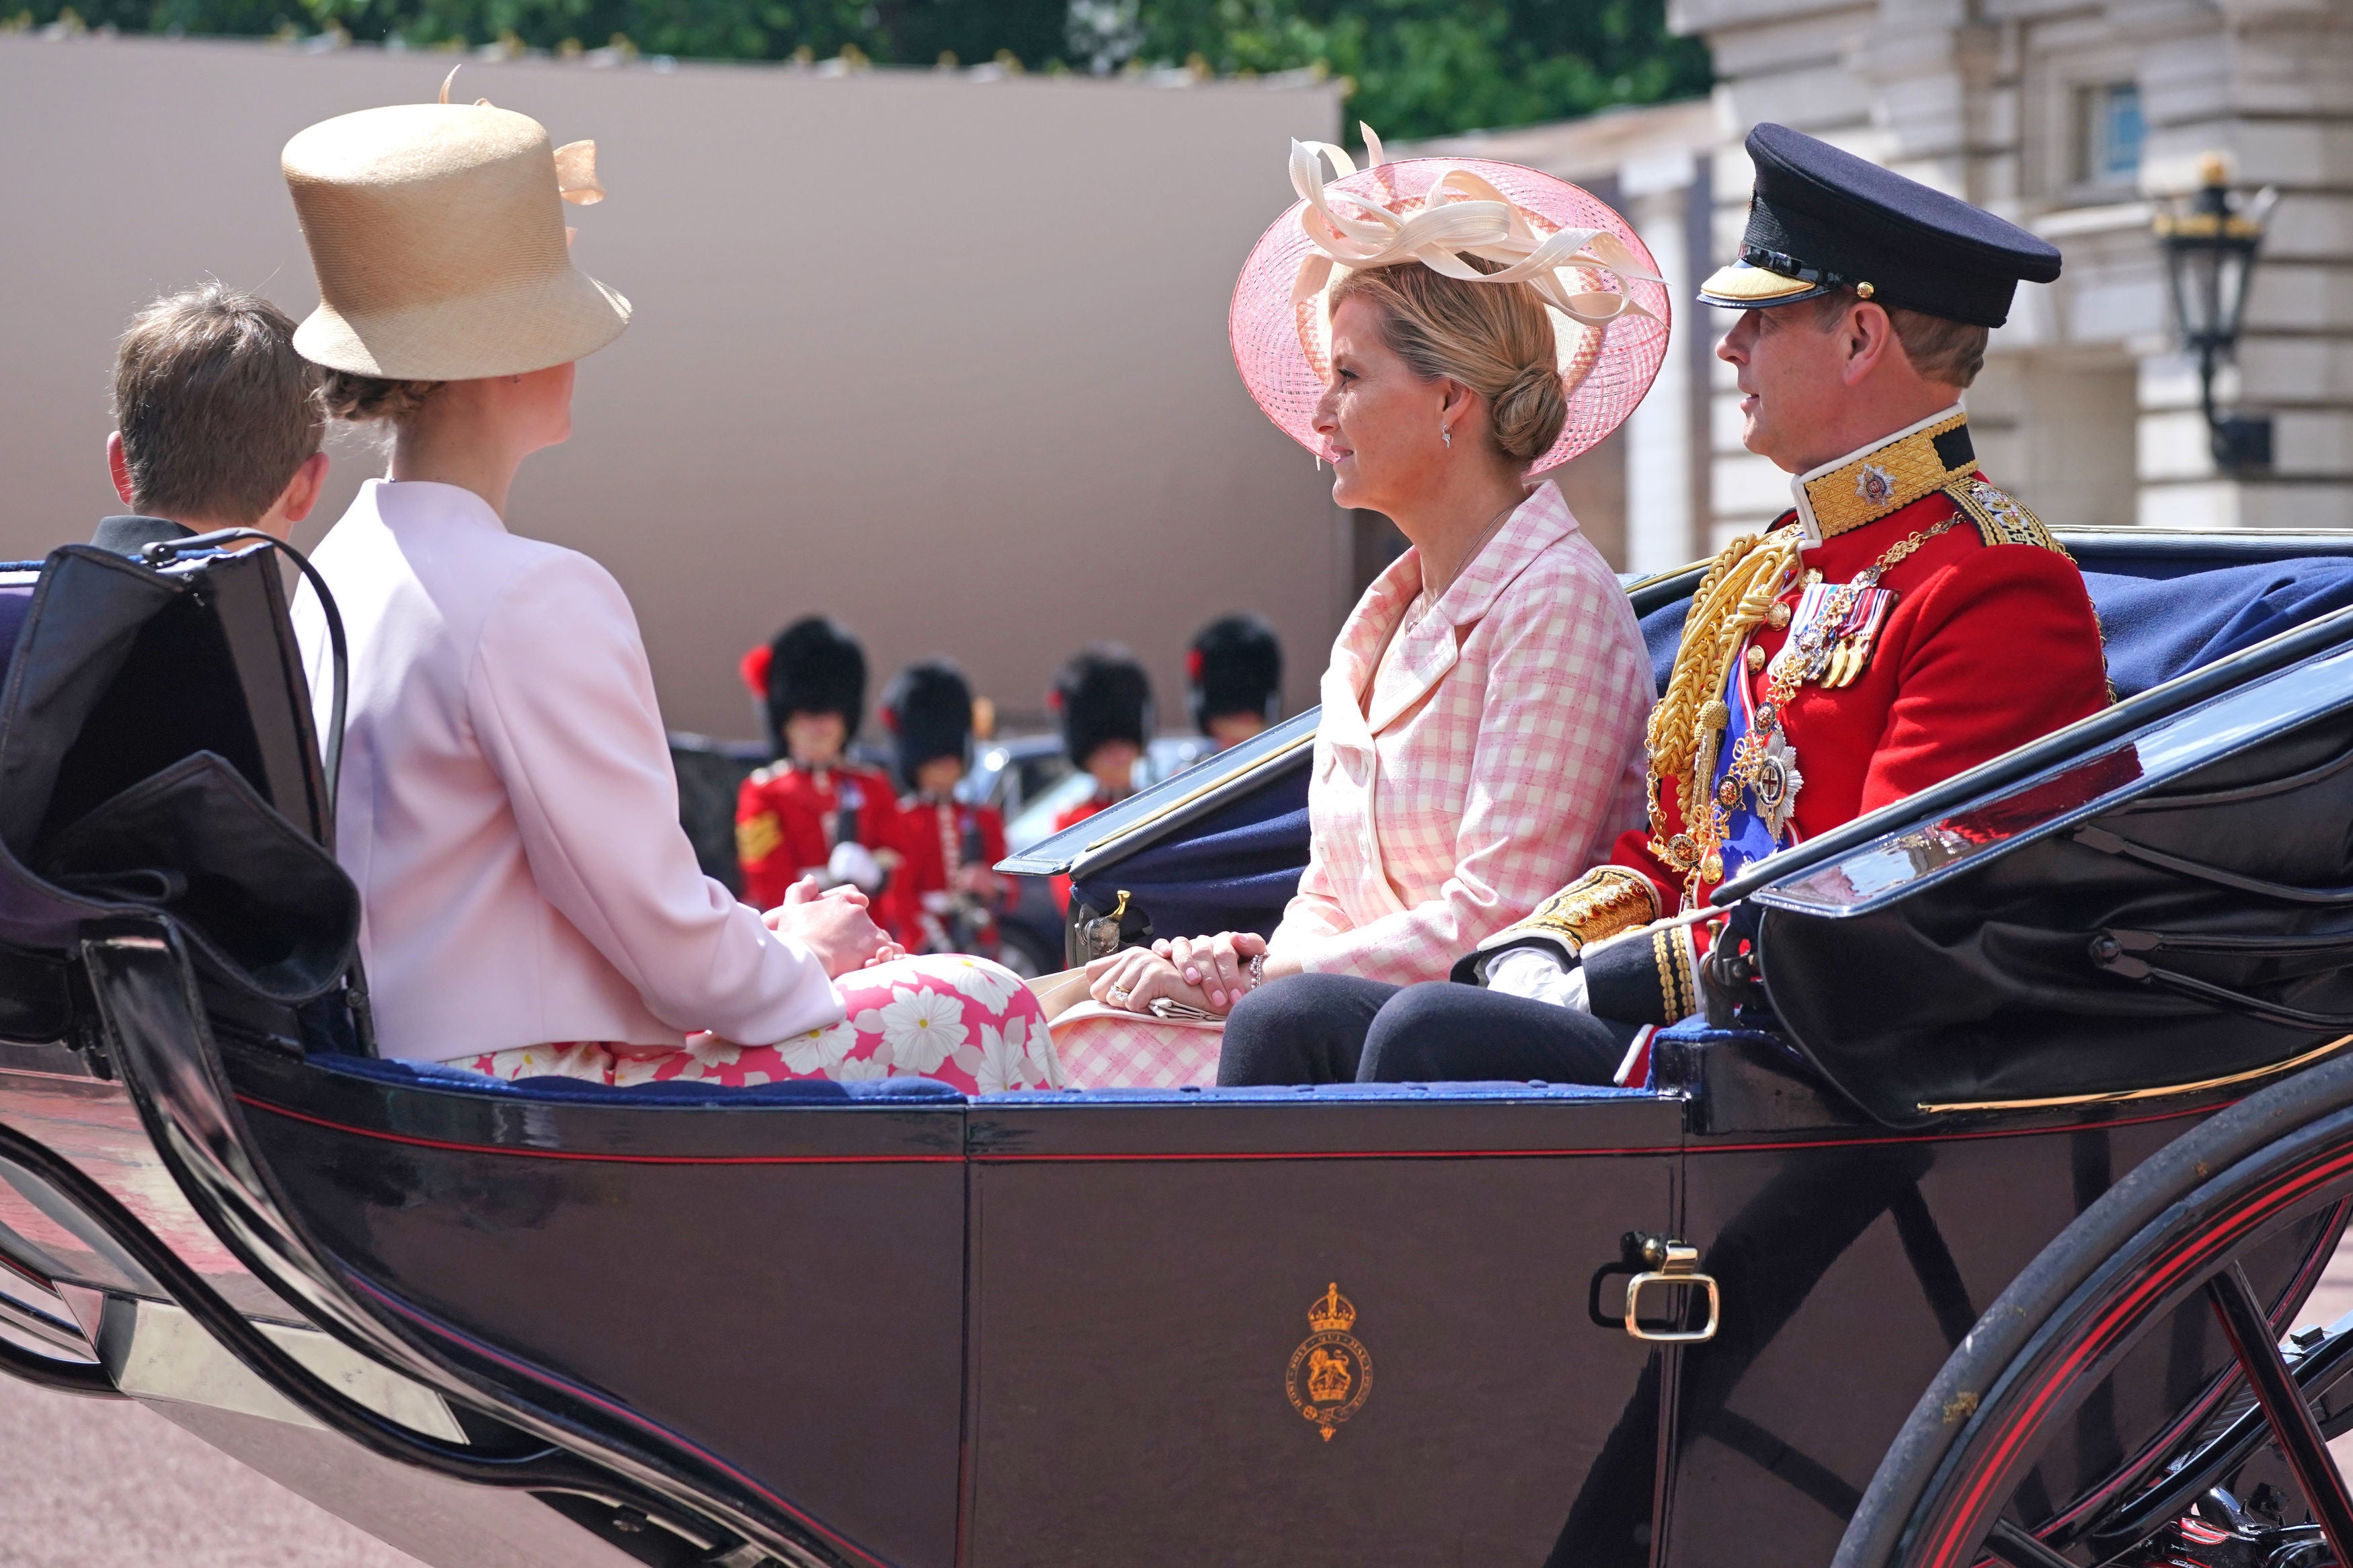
top-left (1837, 1057), bottom-right (2353, 1568)
top-left (2206, 1262), bottom-right (2353, 1563)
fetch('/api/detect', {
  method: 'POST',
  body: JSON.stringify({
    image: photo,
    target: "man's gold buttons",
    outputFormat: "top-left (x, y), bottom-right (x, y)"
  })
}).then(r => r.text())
top-left (1745, 645), bottom-right (1767, 672)
top-left (1768, 603), bottom-right (1792, 630)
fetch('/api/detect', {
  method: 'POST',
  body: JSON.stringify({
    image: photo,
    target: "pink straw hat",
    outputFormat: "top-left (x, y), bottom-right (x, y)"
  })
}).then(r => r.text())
top-left (1230, 128), bottom-right (1671, 474)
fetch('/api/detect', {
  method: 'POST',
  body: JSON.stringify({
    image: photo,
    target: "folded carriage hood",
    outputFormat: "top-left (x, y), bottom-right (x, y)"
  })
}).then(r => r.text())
top-left (1739, 602), bottom-right (2353, 1128)
top-left (995, 706), bottom-right (1320, 880)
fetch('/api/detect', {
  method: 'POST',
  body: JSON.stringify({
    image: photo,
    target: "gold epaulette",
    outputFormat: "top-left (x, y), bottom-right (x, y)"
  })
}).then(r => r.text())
top-left (1943, 479), bottom-right (2069, 558)
top-left (1458, 866), bottom-right (1661, 974)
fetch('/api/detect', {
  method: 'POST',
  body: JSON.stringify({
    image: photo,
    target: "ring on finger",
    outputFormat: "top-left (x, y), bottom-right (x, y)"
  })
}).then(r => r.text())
top-left (1107, 985), bottom-right (1131, 1005)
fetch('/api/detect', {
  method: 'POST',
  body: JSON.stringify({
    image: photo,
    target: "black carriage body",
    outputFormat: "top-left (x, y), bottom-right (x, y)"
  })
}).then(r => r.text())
top-left (6, 993), bottom-right (2288, 1568)
top-left (3, 528), bottom-right (2353, 1567)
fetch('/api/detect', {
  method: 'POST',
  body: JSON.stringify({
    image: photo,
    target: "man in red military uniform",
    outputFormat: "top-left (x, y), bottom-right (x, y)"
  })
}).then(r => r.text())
top-left (735, 616), bottom-right (903, 911)
top-left (879, 658), bottom-right (1010, 954)
top-left (1217, 122), bottom-right (2110, 1087)
top-left (1046, 645), bottom-right (1153, 913)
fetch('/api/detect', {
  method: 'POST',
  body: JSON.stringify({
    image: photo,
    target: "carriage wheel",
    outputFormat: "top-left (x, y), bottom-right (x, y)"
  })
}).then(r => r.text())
top-left (1834, 1050), bottom-right (2353, 1568)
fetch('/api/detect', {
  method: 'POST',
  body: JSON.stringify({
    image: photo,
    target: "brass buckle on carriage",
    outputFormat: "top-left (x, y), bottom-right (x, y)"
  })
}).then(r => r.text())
top-left (1622, 1237), bottom-right (1722, 1344)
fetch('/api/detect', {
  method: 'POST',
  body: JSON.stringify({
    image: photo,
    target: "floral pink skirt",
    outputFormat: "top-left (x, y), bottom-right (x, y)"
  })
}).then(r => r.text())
top-left (450, 954), bottom-right (1061, 1095)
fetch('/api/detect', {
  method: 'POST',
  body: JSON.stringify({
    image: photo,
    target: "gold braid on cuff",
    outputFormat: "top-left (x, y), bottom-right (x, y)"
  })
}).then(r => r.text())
top-left (1480, 866), bottom-right (1661, 959)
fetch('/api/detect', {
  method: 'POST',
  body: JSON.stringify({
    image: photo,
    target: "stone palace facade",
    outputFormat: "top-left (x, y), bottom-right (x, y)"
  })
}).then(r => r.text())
top-left (1418, 0), bottom-right (2351, 573)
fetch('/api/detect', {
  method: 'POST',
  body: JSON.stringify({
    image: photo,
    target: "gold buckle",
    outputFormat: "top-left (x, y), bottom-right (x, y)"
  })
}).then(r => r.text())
top-left (1623, 1239), bottom-right (1721, 1344)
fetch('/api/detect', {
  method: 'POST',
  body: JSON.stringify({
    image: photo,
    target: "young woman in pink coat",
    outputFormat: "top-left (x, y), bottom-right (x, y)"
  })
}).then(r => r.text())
top-left (281, 91), bottom-right (1054, 1094)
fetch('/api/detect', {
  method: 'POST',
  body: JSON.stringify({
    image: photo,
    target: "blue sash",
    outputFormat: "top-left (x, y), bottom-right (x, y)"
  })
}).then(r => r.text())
top-left (1706, 646), bottom-right (1793, 884)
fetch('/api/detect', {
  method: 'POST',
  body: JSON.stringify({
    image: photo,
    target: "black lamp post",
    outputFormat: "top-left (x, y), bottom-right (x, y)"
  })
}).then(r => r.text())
top-left (2154, 152), bottom-right (2277, 472)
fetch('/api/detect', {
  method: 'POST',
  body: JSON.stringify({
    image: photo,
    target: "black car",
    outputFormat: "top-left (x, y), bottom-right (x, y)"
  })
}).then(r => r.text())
top-left (5, 527), bottom-right (2353, 1568)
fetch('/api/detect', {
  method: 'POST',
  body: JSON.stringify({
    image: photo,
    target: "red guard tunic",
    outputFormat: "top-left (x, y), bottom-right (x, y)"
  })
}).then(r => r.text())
top-left (1462, 412), bottom-right (2110, 1034)
top-left (890, 794), bottom-right (1010, 953)
top-left (735, 761), bottom-right (902, 911)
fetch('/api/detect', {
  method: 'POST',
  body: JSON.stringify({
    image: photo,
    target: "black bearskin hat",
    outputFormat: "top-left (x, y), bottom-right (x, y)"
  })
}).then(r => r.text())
top-left (881, 659), bottom-right (975, 791)
top-left (1187, 613), bottom-right (1283, 733)
top-left (1051, 645), bottom-right (1152, 770)
top-left (744, 616), bottom-right (866, 751)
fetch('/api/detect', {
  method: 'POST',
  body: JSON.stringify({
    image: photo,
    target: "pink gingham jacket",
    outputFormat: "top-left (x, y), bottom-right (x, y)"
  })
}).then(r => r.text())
top-left (1269, 482), bottom-right (1652, 983)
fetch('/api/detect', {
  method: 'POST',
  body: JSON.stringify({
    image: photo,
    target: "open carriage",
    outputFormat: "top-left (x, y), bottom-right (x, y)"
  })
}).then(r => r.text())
top-left (7, 528), bottom-right (2353, 1568)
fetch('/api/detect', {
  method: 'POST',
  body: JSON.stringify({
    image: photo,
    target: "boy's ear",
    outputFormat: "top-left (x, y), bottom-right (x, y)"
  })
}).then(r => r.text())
top-left (106, 432), bottom-right (136, 507)
top-left (278, 451), bottom-right (332, 525)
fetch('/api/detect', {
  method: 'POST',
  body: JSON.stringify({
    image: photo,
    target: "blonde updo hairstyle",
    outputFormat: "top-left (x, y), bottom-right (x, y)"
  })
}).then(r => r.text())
top-left (1326, 255), bottom-right (1568, 466)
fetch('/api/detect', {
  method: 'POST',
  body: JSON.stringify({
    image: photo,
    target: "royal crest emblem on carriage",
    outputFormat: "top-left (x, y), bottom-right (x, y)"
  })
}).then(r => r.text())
top-left (1285, 1282), bottom-right (1373, 1442)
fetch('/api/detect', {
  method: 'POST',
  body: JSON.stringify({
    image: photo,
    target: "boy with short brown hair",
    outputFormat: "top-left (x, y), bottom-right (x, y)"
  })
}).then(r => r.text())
top-left (95, 283), bottom-right (329, 554)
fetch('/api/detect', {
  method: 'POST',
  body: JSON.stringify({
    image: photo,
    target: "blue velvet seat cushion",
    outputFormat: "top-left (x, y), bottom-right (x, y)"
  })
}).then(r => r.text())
top-left (980, 1080), bottom-right (1651, 1104)
top-left (311, 1053), bottom-right (966, 1106)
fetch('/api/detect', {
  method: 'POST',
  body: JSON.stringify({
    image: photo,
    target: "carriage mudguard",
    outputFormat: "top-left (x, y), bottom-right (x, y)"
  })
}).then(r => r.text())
top-left (1743, 610), bottom-right (2353, 1126)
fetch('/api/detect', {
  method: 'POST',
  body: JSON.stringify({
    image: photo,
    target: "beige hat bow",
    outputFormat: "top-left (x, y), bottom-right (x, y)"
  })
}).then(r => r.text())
top-left (1288, 124), bottom-right (1663, 329)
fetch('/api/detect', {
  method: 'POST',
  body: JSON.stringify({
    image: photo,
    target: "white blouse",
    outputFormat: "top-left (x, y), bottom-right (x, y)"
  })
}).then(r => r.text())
top-left (291, 479), bottom-right (842, 1063)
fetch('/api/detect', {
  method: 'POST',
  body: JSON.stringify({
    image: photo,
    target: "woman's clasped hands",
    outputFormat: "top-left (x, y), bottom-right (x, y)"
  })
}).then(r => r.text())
top-left (764, 875), bottom-right (905, 978)
top-left (1086, 930), bottom-right (1271, 1017)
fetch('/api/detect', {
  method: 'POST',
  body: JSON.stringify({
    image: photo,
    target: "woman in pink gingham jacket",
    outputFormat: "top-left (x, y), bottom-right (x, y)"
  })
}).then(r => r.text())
top-left (1057, 136), bottom-right (1667, 1087)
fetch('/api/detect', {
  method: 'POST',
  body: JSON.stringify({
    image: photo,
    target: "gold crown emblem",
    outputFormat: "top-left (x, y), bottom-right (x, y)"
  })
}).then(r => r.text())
top-left (1307, 1282), bottom-right (1356, 1333)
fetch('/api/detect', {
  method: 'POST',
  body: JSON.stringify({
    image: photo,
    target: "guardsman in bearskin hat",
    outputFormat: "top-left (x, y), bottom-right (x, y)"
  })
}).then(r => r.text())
top-left (1047, 644), bottom-right (1152, 911)
top-left (1220, 122), bottom-right (2112, 1088)
top-left (1187, 613), bottom-right (1283, 751)
top-left (735, 616), bottom-right (903, 909)
top-left (879, 659), bottom-right (1009, 954)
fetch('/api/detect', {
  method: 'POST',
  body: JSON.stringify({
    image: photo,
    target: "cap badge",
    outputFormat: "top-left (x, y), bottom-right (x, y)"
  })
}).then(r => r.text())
top-left (1285, 1282), bottom-right (1373, 1442)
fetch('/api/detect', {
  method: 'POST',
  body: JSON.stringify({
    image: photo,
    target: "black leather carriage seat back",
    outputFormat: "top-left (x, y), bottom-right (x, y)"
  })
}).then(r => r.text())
top-left (0, 545), bottom-right (352, 1050)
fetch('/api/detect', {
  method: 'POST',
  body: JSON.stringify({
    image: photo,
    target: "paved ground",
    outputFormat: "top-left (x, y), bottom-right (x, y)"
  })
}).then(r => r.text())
top-left (6, 1239), bottom-right (2353, 1565)
top-left (0, 1380), bottom-right (420, 1568)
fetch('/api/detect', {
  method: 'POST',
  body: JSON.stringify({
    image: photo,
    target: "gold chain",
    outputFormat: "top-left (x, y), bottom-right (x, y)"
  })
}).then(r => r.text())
top-left (1643, 526), bottom-right (1804, 864)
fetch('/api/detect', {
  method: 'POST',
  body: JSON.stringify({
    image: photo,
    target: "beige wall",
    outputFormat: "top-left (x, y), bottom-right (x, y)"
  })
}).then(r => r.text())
top-left (0, 35), bottom-right (1345, 737)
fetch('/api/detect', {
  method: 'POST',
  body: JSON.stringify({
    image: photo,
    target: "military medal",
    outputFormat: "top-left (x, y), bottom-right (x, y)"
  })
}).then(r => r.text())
top-left (1671, 511), bottom-right (1967, 900)
top-left (1751, 728), bottom-right (1804, 839)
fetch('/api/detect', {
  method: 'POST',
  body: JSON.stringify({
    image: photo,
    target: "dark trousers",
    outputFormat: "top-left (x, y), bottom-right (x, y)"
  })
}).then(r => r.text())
top-left (1217, 973), bottom-right (1636, 1086)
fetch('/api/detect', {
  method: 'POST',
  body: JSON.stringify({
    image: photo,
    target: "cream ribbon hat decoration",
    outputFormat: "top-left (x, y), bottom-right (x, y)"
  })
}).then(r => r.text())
top-left (1231, 124), bottom-right (1673, 474)
top-left (281, 71), bottom-right (631, 382)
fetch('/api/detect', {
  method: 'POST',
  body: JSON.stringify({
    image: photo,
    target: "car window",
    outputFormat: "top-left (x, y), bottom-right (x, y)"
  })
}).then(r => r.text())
top-left (1006, 771), bottom-right (1103, 852)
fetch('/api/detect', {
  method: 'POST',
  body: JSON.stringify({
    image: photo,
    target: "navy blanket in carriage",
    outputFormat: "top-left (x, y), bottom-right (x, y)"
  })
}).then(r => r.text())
top-left (2083, 559), bottom-right (2353, 698)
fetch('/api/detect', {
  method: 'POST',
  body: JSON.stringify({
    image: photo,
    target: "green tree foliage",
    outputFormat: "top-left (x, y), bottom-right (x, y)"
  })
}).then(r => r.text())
top-left (7, 0), bottom-right (1707, 142)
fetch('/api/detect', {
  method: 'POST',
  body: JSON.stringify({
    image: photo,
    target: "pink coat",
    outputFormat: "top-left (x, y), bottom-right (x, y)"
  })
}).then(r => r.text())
top-left (1271, 481), bottom-right (1653, 982)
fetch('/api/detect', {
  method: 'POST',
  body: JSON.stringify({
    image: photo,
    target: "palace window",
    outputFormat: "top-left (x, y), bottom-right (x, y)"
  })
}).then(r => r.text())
top-left (2077, 81), bottom-right (2145, 185)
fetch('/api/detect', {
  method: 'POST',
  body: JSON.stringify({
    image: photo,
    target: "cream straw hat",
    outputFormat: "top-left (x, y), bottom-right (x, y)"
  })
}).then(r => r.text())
top-left (282, 83), bottom-right (630, 381)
